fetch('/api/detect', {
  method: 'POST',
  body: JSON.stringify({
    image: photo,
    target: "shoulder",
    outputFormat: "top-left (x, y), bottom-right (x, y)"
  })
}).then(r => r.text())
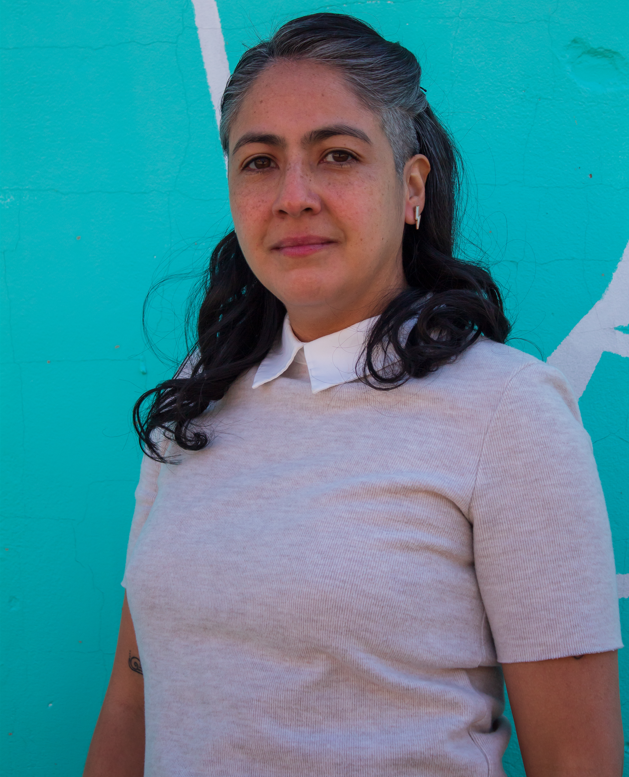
top-left (406, 338), bottom-right (580, 425)
top-left (468, 339), bottom-right (580, 416)
top-left (459, 335), bottom-right (570, 381)
top-left (454, 337), bottom-right (544, 380)
top-left (457, 340), bottom-right (584, 440)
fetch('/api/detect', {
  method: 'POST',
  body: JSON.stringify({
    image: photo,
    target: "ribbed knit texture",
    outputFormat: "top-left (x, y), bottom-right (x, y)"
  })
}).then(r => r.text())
top-left (123, 338), bottom-right (621, 777)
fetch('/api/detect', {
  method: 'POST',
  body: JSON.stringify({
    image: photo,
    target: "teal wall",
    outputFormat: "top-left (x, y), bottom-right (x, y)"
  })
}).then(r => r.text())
top-left (1, 1), bottom-right (628, 774)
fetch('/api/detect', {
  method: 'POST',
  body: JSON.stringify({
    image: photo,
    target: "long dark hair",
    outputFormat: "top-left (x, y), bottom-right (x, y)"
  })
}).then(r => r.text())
top-left (134, 13), bottom-right (511, 462)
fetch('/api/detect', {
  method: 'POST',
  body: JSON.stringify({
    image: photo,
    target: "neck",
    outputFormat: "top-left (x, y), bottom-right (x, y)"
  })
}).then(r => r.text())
top-left (286, 271), bottom-right (409, 342)
top-left (287, 307), bottom-right (377, 343)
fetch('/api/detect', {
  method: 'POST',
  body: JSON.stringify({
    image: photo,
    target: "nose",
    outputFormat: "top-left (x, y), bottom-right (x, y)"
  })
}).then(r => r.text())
top-left (272, 160), bottom-right (322, 219)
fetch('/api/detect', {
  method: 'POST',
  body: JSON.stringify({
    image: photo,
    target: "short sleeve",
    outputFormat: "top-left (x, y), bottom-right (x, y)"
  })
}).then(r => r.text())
top-left (469, 361), bottom-right (622, 663)
top-left (121, 452), bottom-right (161, 590)
top-left (121, 353), bottom-right (198, 587)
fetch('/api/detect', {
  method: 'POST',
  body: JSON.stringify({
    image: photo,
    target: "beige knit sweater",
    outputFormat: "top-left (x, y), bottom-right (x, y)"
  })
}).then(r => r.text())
top-left (123, 335), bottom-right (621, 777)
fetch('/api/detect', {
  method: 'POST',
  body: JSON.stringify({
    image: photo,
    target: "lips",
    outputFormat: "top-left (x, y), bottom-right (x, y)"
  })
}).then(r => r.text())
top-left (271, 235), bottom-right (336, 250)
top-left (271, 235), bottom-right (337, 257)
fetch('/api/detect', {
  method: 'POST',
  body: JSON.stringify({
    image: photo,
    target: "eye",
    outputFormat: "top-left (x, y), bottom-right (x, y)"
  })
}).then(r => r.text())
top-left (323, 150), bottom-right (357, 165)
top-left (243, 156), bottom-right (275, 171)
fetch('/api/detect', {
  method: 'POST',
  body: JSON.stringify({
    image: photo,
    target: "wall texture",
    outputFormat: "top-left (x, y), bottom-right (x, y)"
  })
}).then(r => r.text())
top-left (1, 1), bottom-right (628, 774)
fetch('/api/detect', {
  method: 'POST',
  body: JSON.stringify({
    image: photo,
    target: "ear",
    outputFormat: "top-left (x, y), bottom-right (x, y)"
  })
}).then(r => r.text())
top-left (403, 154), bottom-right (431, 226)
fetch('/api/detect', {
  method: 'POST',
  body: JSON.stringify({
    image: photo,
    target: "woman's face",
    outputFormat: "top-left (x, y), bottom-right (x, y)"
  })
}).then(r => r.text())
top-left (228, 60), bottom-right (429, 340)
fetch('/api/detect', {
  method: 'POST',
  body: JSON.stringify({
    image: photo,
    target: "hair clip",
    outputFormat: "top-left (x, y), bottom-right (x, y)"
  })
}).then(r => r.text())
top-left (419, 86), bottom-right (427, 94)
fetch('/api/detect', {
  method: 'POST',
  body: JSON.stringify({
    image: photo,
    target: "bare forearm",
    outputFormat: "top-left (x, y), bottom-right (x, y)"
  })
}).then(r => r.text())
top-left (83, 699), bottom-right (145, 777)
top-left (521, 752), bottom-right (621, 777)
top-left (504, 652), bottom-right (623, 777)
top-left (516, 721), bottom-right (623, 777)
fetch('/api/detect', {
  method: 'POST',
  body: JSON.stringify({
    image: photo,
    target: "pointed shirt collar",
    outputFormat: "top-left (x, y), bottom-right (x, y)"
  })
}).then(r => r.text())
top-left (252, 315), bottom-right (379, 394)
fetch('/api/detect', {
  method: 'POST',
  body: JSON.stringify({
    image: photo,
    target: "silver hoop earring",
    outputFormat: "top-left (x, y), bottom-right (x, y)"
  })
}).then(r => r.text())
top-left (415, 206), bottom-right (421, 230)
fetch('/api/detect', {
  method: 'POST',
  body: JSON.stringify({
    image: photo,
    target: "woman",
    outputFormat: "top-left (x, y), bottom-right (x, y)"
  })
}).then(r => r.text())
top-left (84, 13), bottom-right (623, 777)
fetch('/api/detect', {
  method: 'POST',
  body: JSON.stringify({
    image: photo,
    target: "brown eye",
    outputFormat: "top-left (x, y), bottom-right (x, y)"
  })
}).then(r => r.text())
top-left (245, 156), bottom-right (273, 170)
top-left (324, 150), bottom-right (356, 165)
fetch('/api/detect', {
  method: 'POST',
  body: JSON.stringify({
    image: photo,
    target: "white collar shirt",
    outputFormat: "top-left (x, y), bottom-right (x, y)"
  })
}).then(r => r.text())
top-left (252, 315), bottom-right (379, 394)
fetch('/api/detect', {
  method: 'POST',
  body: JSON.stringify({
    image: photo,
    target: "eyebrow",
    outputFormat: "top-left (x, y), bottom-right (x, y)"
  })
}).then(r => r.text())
top-left (231, 124), bottom-right (372, 156)
top-left (305, 124), bottom-right (372, 146)
top-left (231, 132), bottom-right (285, 156)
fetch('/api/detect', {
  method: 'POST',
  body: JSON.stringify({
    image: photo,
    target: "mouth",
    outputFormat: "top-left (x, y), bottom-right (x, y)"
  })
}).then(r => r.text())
top-left (271, 235), bottom-right (337, 257)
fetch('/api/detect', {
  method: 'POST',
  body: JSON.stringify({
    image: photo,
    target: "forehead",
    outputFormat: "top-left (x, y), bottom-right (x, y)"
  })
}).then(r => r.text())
top-left (228, 60), bottom-right (385, 150)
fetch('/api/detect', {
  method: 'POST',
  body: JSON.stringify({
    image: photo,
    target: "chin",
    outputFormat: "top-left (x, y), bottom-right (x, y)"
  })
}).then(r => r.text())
top-left (271, 273), bottom-right (346, 309)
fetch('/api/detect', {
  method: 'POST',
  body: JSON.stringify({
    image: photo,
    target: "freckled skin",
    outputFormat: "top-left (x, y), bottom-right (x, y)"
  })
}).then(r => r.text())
top-left (227, 61), bottom-right (430, 342)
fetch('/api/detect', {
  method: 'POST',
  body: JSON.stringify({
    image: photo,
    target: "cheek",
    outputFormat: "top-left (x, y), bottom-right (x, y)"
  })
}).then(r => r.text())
top-left (229, 187), bottom-right (271, 250)
top-left (335, 179), bottom-right (402, 253)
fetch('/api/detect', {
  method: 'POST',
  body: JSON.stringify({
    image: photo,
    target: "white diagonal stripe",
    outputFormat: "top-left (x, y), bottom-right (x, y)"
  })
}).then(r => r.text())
top-left (191, 0), bottom-right (231, 131)
top-left (548, 239), bottom-right (629, 398)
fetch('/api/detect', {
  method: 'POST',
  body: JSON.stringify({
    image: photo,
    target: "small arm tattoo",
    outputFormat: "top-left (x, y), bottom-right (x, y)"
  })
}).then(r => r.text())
top-left (574, 655), bottom-right (585, 660)
top-left (128, 651), bottom-right (143, 675)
